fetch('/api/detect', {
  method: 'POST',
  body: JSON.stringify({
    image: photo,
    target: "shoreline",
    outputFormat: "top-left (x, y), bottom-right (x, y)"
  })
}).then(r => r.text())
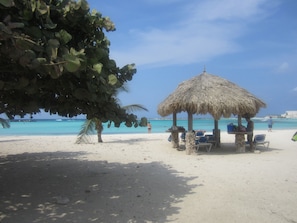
top-left (1, 118), bottom-right (296, 136)
top-left (1, 129), bottom-right (296, 156)
top-left (1, 127), bottom-right (296, 136)
top-left (1, 129), bottom-right (297, 222)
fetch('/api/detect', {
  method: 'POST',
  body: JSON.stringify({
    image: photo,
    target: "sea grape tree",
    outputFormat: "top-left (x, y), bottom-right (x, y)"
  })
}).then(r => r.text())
top-left (0, 0), bottom-right (138, 127)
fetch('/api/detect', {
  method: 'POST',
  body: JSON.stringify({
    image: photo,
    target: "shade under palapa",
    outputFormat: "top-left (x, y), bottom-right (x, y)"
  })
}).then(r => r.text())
top-left (158, 71), bottom-right (266, 120)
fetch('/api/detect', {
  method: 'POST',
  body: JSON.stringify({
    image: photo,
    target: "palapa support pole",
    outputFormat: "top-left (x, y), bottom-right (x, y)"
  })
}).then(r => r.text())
top-left (213, 120), bottom-right (220, 147)
top-left (171, 112), bottom-right (179, 148)
top-left (188, 112), bottom-right (193, 131)
top-left (185, 112), bottom-right (195, 154)
top-left (185, 130), bottom-right (196, 155)
top-left (238, 115), bottom-right (242, 126)
top-left (235, 115), bottom-right (245, 152)
top-left (235, 133), bottom-right (246, 153)
top-left (173, 112), bottom-right (177, 126)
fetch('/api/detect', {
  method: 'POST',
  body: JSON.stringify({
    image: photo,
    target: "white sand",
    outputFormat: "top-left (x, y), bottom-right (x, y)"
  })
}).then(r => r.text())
top-left (0, 129), bottom-right (297, 223)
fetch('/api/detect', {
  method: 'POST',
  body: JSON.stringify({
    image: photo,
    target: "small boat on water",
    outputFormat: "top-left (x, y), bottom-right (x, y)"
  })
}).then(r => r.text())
top-left (261, 116), bottom-right (269, 122)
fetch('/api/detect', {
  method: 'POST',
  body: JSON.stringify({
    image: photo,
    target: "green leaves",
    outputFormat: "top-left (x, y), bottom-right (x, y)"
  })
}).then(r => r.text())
top-left (56, 30), bottom-right (72, 44)
top-left (0, 0), bottom-right (137, 127)
top-left (75, 119), bottom-right (95, 144)
top-left (64, 54), bottom-right (81, 72)
top-left (63, 48), bottom-right (85, 73)
top-left (0, 118), bottom-right (10, 128)
top-left (36, 0), bottom-right (48, 15)
top-left (0, 0), bottom-right (14, 7)
top-left (46, 39), bottom-right (60, 60)
top-left (108, 74), bottom-right (117, 85)
top-left (93, 63), bottom-right (103, 74)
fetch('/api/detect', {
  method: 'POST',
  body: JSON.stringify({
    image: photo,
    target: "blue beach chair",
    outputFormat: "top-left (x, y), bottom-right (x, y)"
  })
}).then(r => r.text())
top-left (253, 134), bottom-right (269, 149)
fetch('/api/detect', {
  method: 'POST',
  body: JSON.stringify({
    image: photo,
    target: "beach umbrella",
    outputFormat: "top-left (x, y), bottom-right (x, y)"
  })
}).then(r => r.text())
top-left (157, 70), bottom-right (266, 149)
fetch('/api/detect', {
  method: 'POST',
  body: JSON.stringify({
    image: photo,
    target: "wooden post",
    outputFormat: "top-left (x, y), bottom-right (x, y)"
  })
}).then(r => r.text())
top-left (173, 112), bottom-right (177, 126)
top-left (185, 112), bottom-right (195, 154)
top-left (171, 131), bottom-right (179, 148)
top-left (213, 120), bottom-right (220, 147)
top-left (171, 113), bottom-right (179, 148)
top-left (238, 115), bottom-right (242, 126)
top-left (188, 112), bottom-right (193, 131)
top-left (235, 133), bottom-right (246, 152)
top-left (185, 130), bottom-right (196, 155)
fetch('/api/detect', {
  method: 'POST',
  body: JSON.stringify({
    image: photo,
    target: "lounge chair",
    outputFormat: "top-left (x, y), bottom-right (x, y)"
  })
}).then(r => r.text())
top-left (180, 131), bottom-right (186, 142)
top-left (253, 134), bottom-right (270, 150)
top-left (195, 130), bottom-right (205, 138)
top-left (195, 136), bottom-right (212, 152)
top-left (195, 130), bottom-right (205, 142)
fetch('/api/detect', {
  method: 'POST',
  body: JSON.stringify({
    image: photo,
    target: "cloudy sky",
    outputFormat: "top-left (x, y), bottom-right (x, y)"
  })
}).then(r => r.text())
top-left (85, 0), bottom-right (297, 119)
top-left (28, 0), bottom-right (297, 119)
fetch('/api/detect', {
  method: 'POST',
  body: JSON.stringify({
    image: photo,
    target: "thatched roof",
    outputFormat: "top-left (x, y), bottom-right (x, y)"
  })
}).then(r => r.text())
top-left (157, 71), bottom-right (266, 120)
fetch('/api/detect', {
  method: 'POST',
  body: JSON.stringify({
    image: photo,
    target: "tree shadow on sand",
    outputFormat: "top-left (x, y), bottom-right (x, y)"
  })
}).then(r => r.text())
top-left (0, 152), bottom-right (197, 223)
top-left (177, 142), bottom-right (280, 156)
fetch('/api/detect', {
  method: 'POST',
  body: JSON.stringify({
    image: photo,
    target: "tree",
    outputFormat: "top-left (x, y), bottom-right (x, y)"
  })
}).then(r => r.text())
top-left (76, 85), bottom-right (148, 143)
top-left (0, 0), bottom-right (139, 127)
top-left (76, 104), bottom-right (148, 144)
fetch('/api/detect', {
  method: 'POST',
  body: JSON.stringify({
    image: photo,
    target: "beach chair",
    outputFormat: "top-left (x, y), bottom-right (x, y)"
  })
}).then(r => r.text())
top-left (195, 130), bottom-right (205, 137)
top-left (195, 136), bottom-right (212, 152)
top-left (180, 131), bottom-right (186, 142)
top-left (253, 134), bottom-right (269, 150)
top-left (195, 130), bottom-right (205, 142)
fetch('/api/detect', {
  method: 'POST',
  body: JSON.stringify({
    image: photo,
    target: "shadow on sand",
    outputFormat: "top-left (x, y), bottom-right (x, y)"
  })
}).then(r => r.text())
top-left (0, 152), bottom-right (197, 223)
top-left (177, 142), bottom-right (279, 155)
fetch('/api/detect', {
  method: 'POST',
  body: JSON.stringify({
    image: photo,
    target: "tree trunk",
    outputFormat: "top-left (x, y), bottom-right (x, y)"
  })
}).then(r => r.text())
top-left (95, 120), bottom-right (103, 143)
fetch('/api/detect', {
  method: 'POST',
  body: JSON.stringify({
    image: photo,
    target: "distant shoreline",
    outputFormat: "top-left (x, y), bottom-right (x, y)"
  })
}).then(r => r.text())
top-left (7, 116), bottom-right (297, 122)
top-left (1, 118), bottom-right (296, 136)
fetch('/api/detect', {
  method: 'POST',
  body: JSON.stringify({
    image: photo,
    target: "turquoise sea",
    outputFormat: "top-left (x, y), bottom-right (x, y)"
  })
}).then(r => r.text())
top-left (0, 118), bottom-right (296, 136)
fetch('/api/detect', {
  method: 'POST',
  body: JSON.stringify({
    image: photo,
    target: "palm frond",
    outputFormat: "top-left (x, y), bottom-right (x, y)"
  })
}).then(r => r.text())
top-left (113, 84), bottom-right (129, 97)
top-left (0, 118), bottom-right (10, 128)
top-left (75, 119), bottom-right (96, 144)
top-left (119, 84), bottom-right (129, 93)
top-left (122, 104), bottom-right (148, 113)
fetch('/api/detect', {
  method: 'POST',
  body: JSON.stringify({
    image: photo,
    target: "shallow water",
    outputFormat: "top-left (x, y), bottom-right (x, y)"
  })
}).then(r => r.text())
top-left (1, 118), bottom-right (296, 136)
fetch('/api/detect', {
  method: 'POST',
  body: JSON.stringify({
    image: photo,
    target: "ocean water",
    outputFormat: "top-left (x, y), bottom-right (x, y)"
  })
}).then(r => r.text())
top-left (0, 118), bottom-right (296, 136)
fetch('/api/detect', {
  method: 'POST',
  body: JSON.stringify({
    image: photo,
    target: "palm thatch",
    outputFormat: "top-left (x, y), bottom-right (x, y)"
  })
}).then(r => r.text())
top-left (158, 71), bottom-right (266, 120)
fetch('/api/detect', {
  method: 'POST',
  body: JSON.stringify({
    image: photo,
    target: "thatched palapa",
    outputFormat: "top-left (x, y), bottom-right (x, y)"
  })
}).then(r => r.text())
top-left (157, 71), bottom-right (266, 152)
top-left (158, 71), bottom-right (266, 119)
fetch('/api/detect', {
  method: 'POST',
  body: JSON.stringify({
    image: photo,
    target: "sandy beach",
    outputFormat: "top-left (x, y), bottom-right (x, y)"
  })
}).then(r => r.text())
top-left (0, 129), bottom-right (297, 223)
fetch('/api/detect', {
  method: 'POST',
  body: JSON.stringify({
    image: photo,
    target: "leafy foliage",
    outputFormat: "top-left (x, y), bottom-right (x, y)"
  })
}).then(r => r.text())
top-left (75, 119), bottom-right (95, 144)
top-left (75, 103), bottom-right (148, 144)
top-left (0, 0), bottom-right (138, 127)
top-left (0, 117), bottom-right (10, 128)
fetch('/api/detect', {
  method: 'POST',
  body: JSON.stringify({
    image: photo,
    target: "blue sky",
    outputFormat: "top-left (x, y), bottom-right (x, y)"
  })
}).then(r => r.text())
top-left (90, 0), bottom-right (297, 119)
top-left (88, 0), bottom-right (297, 118)
top-left (19, 0), bottom-right (297, 119)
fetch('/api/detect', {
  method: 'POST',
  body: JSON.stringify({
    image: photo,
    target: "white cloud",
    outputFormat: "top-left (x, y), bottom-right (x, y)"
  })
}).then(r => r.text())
top-left (183, 0), bottom-right (278, 22)
top-left (109, 0), bottom-right (280, 68)
top-left (143, 0), bottom-right (183, 5)
top-left (293, 87), bottom-right (297, 92)
top-left (277, 62), bottom-right (289, 73)
top-left (113, 25), bottom-right (240, 67)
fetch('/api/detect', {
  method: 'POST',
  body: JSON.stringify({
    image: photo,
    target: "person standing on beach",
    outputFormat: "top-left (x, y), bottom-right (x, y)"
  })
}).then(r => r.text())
top-left (246, 117), bottom-right (254, 152)
top-left (268, 116), bottom-right (273, 132)
top-left (147, 122), bottom-right (152, 133)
